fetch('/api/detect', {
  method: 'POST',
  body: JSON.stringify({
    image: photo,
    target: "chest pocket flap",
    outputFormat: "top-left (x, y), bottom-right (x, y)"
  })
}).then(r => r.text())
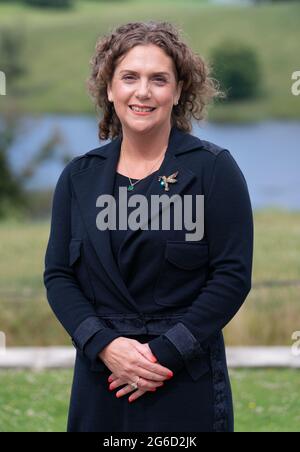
top-left (165, 241), bottom-right (209, 270)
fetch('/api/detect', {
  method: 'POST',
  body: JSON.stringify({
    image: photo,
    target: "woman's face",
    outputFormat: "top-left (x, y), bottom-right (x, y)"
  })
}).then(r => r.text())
top-left (107, 44), bottom-right (183, 135)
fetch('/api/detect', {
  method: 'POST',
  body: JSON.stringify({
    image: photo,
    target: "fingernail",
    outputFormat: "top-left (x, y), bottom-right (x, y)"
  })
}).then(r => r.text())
top-left (108, 377), bottom-right (112, 382)
top-left (128, 398), bottom-right (133, 403)
top-left (109, 385), bottom-right (114, 391)
top-left (151, 357), bottom-right (157, 362)
top-left (167, 372), bottom-right (173, 378)
top-left (150, 388), bottom-right (157, 392)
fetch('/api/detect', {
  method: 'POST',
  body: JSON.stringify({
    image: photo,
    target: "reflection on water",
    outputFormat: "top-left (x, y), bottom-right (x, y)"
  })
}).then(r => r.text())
top-left (7, 115), bottom-right (300, 210)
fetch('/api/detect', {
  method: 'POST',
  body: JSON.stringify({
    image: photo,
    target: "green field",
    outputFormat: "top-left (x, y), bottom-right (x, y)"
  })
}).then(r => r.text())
top-left (0, 0), bottom-right (299, 121)
top-left (0, 208), bottom-right (299, 347)
top-left (0, 368), bottom-right (299, 432)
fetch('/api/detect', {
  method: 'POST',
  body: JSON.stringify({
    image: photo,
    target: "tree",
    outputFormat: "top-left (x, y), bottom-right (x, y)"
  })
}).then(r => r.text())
top-left (0, 103), bottom-right (71, 220)
top-left (0, 26), bottom-right (27, 88)
top-left (210, 41), bottom-right (262, 101)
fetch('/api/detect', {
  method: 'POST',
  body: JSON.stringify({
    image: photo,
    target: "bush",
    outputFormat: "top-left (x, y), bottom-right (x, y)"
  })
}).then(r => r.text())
top-left (23, 0), bottom-right (73, 8)
top-left (210, 41), bottom-right (262, 101)
top-left (0, 27), bottom-right (26, 85)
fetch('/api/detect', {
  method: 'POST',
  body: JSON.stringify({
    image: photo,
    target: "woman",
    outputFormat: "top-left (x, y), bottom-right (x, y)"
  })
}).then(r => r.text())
top-left (43, 21), bottom-right (253, 432)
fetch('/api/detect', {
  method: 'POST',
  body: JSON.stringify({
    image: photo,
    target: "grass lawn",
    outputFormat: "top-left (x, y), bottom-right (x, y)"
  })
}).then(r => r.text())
top-left (0, 368), bottom-right (299, 432)
top-left (231, 368), bottom-right (300, 432)
top-left (0, 209), bottom-right (300, 347)
top-left (0, 0), bottom-right (299, 121)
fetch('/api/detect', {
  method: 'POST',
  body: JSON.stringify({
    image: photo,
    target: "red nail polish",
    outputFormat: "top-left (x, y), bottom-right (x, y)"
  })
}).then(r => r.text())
top-left (109, 385), bottom-right (114, 391)
top-left (128, 399), bottom-right (133, 403)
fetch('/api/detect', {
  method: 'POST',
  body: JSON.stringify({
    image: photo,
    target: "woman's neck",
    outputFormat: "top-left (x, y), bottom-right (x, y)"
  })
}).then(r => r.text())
top-left (116, 124), bottom-right (172, 178)
top-left (120, 124), bottom-right (171, 163)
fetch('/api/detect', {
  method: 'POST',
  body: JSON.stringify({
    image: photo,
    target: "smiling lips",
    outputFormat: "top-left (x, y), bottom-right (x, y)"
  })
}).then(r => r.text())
top-left (129, 105), bottom-right (156, 115)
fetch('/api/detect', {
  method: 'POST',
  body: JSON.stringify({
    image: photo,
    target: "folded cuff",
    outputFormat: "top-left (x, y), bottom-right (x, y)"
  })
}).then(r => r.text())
top-left (148, 335), bottom-right (184, 373)
top-left (71, 316), bottom-right (106, 352)
top-left (84, 328), bottom-right (122, 372)
top-left (164, 322), bottom-right (205, 361)
top-left (162, 322), bottom-right (211, 381)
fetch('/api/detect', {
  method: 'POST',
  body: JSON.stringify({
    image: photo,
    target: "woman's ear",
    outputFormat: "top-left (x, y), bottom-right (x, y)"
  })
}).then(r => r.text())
top-left (107, 82), bottom-right (113, 103)
top-left (176, 80), bottom-right (183, 104)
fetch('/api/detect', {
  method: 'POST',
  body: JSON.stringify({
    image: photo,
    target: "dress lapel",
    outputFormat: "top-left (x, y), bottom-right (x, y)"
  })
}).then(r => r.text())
top-left (71, 138), bottom-right (140, 312)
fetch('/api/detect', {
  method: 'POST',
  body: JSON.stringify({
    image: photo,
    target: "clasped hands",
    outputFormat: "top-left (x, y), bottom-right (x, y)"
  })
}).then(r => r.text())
top-left (98, 337), bottom-right (174, 403)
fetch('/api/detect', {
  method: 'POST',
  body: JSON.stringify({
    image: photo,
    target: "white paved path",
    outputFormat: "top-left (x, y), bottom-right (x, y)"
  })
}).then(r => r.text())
top-left (0, 347), bottom-right (300, 370)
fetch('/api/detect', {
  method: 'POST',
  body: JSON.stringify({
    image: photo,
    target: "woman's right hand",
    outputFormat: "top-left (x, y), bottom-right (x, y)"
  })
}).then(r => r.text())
top-left (98, 336), bottom-right (173, 391)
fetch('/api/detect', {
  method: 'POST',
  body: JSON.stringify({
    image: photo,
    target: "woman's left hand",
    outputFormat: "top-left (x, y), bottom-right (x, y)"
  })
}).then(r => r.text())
top-left (107, 343), bottom-right (167, 402)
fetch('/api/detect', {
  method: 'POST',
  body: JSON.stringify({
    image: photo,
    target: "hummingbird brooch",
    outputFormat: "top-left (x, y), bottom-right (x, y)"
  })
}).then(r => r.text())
top-left (158, 171), bottom-right (179, 191)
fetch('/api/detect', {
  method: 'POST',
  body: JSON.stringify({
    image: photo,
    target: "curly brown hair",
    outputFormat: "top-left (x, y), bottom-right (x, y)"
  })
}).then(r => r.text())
top-left (86, 20), bottom-right (224, 141)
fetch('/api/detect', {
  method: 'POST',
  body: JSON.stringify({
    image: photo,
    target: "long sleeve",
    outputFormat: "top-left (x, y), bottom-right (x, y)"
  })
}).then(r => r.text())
top-left (148, 149), bottom-right (254, 375)
top-left (43, 159), bottom-right (122, 372)
top-left (149, 335), bottom-right (185, 373)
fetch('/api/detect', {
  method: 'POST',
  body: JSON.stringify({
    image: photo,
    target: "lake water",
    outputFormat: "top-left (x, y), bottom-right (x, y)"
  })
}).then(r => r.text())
top-left (7, 115), bottom-right (300, 210)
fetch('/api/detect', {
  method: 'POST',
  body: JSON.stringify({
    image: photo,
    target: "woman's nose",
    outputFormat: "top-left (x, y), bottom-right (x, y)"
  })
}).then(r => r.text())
top-left (135, 81), bottom-right (151, 97)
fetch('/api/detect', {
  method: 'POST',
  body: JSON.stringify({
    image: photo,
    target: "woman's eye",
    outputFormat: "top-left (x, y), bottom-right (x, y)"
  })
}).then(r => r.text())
top-left (122, 76), bottom-right (166, 83)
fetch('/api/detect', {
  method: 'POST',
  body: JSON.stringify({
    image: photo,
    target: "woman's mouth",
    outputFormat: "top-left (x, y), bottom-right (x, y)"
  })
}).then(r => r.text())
top-left (129, 105), bottom-right (157, 115)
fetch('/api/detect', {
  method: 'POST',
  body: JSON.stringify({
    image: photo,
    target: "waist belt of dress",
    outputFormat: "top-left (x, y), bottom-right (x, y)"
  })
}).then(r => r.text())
top-left (95, 312), bottom-right (187, 336)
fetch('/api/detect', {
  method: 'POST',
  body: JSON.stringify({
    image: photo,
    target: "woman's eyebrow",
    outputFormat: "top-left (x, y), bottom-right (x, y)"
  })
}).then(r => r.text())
top-left (119, 70), bottom-right (170, 77)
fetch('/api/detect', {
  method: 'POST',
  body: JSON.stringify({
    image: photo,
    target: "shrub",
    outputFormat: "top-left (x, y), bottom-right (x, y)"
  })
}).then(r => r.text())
top-left (210, 41), bottom-right (262, 101)
top-left (23, 0), bottom-right (73, 8)
top-left (0, 27), bottom-right (26, 85)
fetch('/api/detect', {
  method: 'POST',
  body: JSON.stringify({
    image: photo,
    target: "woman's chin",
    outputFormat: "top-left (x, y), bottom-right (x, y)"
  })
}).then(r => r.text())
top-left (125, 121), bottom-right (159, 134)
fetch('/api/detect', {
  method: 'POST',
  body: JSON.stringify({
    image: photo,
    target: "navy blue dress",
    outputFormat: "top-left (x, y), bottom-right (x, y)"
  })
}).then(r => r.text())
top-left (81, 171), bottom-right (218, 432)
top-left (46, 127), bottom-right (251, 433)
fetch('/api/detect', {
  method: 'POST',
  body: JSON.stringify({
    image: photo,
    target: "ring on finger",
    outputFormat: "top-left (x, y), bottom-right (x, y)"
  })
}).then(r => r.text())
top-left (129, 376), bottom-right (140, 390)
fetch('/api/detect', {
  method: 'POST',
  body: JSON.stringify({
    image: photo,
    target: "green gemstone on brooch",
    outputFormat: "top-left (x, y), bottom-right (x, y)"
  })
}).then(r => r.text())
top-left (128, 185), bottom-right (134, 191)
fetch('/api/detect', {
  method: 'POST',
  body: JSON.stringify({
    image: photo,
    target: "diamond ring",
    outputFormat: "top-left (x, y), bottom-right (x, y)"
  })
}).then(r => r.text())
top-left (130, 377), bottom-right (140, 389)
